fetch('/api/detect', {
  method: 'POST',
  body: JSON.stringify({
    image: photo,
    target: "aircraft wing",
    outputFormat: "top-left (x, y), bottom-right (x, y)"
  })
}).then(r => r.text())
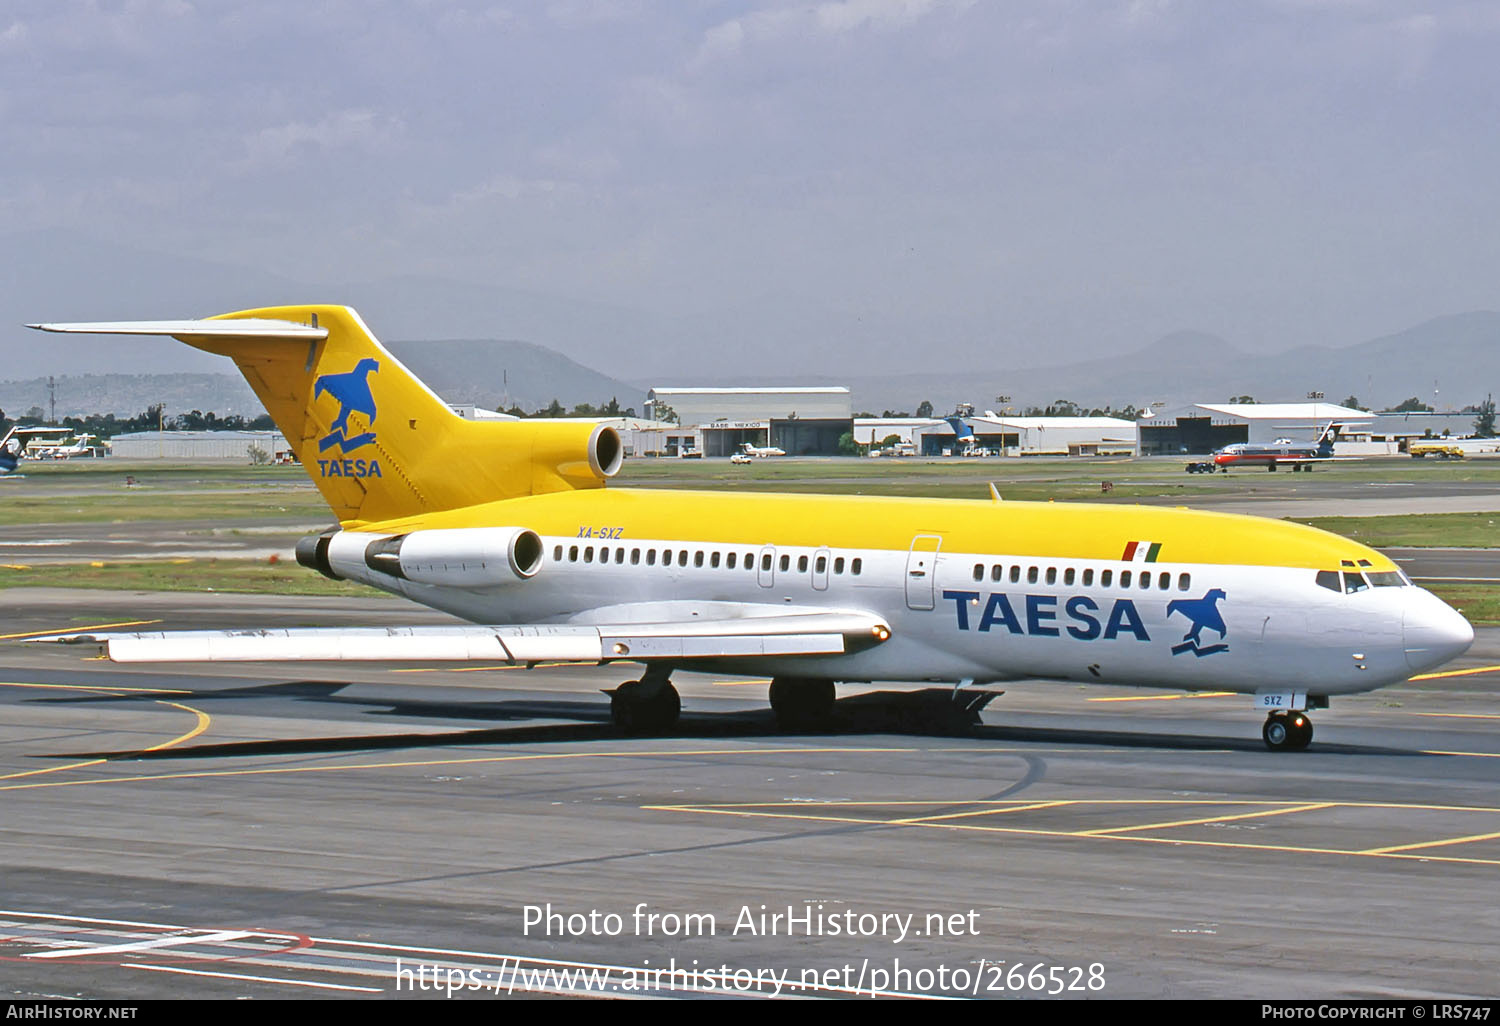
top-left (31, 609), bottom-right (891, 664)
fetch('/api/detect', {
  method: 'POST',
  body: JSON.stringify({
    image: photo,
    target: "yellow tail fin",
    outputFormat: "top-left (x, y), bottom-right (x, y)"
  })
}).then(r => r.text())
top-left (187, 305), bottom-right (620, 526)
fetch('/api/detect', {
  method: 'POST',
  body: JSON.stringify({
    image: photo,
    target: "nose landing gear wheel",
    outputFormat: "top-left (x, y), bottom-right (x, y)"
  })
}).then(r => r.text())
top-left (1263, 711), bottom-right (1313, 751)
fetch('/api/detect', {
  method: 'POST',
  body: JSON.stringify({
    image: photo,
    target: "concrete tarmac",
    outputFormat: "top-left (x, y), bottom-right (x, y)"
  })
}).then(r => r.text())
top-left (2, 589), bottom-right (1499, 1000)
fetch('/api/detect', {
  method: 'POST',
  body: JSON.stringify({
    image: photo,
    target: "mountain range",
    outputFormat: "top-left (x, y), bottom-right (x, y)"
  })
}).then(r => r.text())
top-left (3, 230), bottom-right (1496, 420)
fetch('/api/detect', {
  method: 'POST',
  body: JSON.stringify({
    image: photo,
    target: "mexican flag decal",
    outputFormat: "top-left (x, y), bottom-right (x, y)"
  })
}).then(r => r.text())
top-left (1122, 541), bottom-right (1162, 563)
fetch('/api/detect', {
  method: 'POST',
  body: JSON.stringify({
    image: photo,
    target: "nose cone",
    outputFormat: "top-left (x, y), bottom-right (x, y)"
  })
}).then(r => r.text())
top-left (1404, 590), bottom-right (1475, 672)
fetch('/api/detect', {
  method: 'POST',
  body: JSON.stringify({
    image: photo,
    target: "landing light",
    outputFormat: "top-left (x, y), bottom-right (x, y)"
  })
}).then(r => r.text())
top-left (873, 626), bottom-right (891, 640)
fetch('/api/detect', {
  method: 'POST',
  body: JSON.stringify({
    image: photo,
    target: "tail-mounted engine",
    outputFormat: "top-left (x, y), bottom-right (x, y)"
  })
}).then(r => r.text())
top-left (297, 526), bottom-right (545, 588)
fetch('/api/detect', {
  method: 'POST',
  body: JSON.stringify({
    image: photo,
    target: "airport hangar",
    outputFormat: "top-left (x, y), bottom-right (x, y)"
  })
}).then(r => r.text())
top-left (1138, 402), bottom-right (1498, 456)
top-left (1138, 402), bottom-right (1369, 455)
top-left (104, 429), bottom-right (290, 460)
top-left (855, 415), bottom-right (1139, 456)
top-left (643, 386), bottom-right (854, 456)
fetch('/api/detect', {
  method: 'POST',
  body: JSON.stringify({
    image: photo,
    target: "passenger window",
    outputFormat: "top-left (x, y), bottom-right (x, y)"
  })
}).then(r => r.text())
top-left (553, 545), bottom-right (563, 561)
top-left (1177, 573), bottom-right (1190, 591)
top-left (1027, 567), bottom-right (1038, 584)
top-left (1121, 570), bottom-right (1131, 588)
top-left (1101, 570), bottom-right (1113, 587)
top-left (727, 552), bottom-right (737, 569)
top-left (1344, 572), bottom-right (1369, 594)
top-left (662, 549), bottom-right (672, 565)
top-left (1315, 570), bottom-right (1341, 592)
top-left (1083, 569), bottom-right (1094, 586)
top-left (852, 558), bottom-right (863, 575)
top-left (1009, 566), bottom-right (1020, 584)
top-left (762, 553), bottom-right (772, 571)
top-left (631, 548), bottom-right (641, 565)
top-left (711, 551), bottom-right (721, 568)
top-left (569, 545), bottom-right (579, 562)
top-left (678, 551), bottom-right (688, 567)
top-left (694, 551), bottom-right (704, 568)
top-left (835, 557), bottom-right (846, 574)
top-left (798, 555), bottom-right (808, 573)
top-left (1141, 573), bottom-right (1152, 590)
top-left (816, 555), bottom-right (827, 573)
top-left (1064, 568), bottom-right (1075, 586)
top-left (1157, 572), bottom-right (1169, 590)
top-left (647, 549), bottom-right (656, 566)
top-left (973, 563), bottom-right (984, 581)
top-left (991, 564), bottom-right (1003, 582)
top-left (1045, 567), bottom-right (1057, 585)
top-left (617, 549), bottom-right (626, 564)
top-left (584, 546), bottom-right (594, 563)
top-left (779, 554), bottom-right (790, 572)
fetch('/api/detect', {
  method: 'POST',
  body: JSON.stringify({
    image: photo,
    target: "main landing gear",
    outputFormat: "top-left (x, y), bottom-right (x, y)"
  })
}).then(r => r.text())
top-left (1262, 710), bottom-right (1313, 752)
top-left (769, 677), bottom-right (836, 731)
top-left (608, 668), bottom-right (680, 734)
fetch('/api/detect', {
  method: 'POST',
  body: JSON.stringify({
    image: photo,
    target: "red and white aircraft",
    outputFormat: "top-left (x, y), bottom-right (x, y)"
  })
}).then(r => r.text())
top-left (1189, 424), bottom-right (1343, 473)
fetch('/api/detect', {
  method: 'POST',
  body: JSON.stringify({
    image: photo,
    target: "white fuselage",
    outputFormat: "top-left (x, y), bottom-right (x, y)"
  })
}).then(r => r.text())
top-left (319, 529), bottom-right (1468, 697)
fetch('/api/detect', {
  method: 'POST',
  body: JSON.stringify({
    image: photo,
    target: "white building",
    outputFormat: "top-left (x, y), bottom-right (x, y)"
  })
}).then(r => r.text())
top-left (915, 416), bottom-right (1138, 456)
top-left (106, 430), bottom-right (290, 460)
top-left (645, 387), bottom-right (854, 455)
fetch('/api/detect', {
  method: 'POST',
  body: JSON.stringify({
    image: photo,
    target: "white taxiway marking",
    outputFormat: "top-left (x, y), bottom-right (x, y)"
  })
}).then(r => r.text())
top-left (127, 963), bottom-right (381, 993)
top-left (24, 929), bottom-right (252, 959)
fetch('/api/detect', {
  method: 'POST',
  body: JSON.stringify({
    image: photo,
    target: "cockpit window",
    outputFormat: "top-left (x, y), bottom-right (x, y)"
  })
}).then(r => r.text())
top-left (1367, 571), bottom-right (1405, 588)
top-left (1315, 570), bottom-right (1341, 592)
top-left (1343, 572), bottom-right (1369, 594)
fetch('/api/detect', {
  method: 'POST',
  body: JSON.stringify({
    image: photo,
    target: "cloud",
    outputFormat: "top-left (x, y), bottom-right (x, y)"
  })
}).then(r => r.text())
top-left (692, 0), bottom-right (970, 68)
top-left (240, 108), bottom-right (404, 169)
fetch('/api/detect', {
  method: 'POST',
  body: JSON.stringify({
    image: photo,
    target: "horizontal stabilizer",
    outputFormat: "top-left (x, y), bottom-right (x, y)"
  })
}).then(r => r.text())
top-left (27, 319), bottom-right (327, 340)
top-left (31, 611), bottom-right (891, 665)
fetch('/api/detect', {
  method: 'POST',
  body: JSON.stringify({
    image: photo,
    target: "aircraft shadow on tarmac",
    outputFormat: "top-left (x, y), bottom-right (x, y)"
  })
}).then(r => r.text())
top-left (27, 681), bottom-right (1424, 761)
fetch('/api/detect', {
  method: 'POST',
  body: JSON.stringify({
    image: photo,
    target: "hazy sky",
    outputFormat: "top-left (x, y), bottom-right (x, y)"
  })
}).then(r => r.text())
top-left (4, 0), bottom-right (1499, 378)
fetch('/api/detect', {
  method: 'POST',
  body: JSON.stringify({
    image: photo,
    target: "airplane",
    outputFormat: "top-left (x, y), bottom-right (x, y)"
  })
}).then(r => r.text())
top-left (740, 441), bottom-right (786, 458)
top-left (0, 426), bottom-right (73, 475)
top-left (1188, 424), bottom-right (1343, 473)
top-left (26, 306), bottom-right (1473, 751)
top-left (30, 432), bottom-right (106, 460)
top-left (943, 417), bottom-right (992, 457)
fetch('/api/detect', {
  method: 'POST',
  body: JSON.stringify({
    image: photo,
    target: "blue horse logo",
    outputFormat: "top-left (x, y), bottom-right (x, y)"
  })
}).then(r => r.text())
top-left (1167, 588), bottom-right (1229, 657)
top-left (314, 358), bottom-right (379, 453)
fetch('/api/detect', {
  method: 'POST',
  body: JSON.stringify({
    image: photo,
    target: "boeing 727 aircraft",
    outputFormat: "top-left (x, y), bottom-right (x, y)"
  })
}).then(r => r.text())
top-left (29, 307), bottom-right (1473, 750)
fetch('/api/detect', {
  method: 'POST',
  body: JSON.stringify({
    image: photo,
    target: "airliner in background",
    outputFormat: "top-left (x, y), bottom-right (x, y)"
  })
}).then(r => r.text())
top-left (29, 307), bottom-right (1473, 751)
top-left (1193, 424), bottom-right (1344, 473)
top-left (0, 426), bottom-right (72, 476)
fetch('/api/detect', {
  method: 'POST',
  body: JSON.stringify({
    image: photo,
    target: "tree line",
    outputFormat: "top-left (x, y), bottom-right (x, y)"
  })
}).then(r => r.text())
top-left (0, 404), bottom-right (276, 437)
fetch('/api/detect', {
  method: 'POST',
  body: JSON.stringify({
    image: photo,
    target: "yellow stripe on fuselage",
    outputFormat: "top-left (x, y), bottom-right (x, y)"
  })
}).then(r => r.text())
top-left (356, 488), bottom-right (1393, 572)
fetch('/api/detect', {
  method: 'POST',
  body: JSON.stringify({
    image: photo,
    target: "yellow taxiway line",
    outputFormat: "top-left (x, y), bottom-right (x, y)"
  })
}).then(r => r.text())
top-left (0, 683), bottom-right (210, 780)
top-left (1409, 664), bottom-right (1500, 681)
top-left (0, 619), bottom-right (163, 642)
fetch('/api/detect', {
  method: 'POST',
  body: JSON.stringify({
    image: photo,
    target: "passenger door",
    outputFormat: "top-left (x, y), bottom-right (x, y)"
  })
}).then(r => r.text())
top-left (905, 535), bottom-right (943, 610)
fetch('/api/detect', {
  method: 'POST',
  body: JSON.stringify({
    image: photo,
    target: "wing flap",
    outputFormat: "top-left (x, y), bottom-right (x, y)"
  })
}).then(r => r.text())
top-left (33, 611), bottom-right (888, 665)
